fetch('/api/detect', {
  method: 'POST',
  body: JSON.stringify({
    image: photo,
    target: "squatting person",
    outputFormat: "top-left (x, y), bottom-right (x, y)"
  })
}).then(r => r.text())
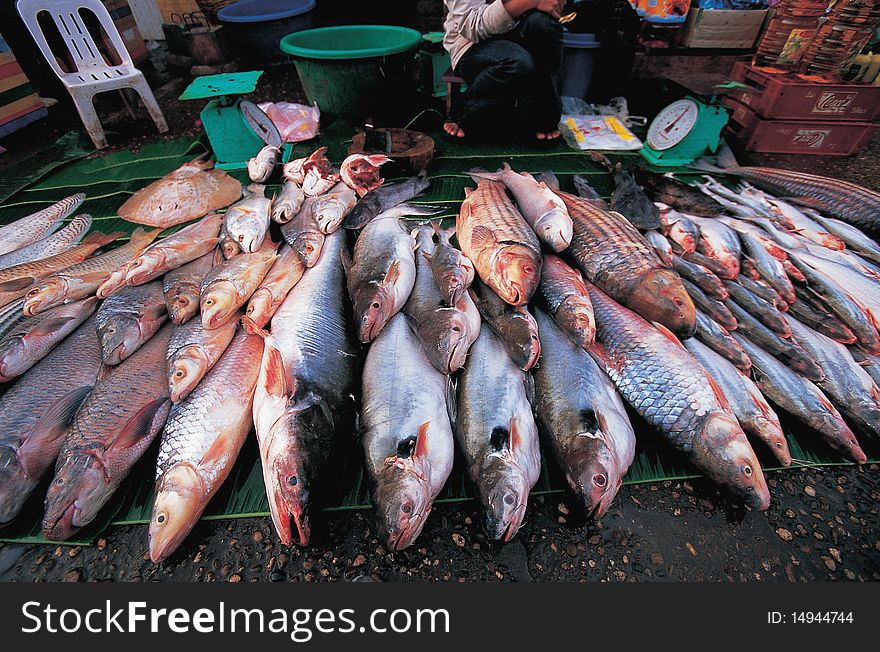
top-left (442, 0), bottom-right (565, 144)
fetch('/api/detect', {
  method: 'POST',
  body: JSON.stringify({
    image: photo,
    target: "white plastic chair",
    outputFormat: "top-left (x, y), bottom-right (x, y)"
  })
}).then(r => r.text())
top-left (16, 0), bottom-right (168, 149)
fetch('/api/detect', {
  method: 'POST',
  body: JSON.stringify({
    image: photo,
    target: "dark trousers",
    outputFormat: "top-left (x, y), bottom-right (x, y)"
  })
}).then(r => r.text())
top-left (454, 10), bottom-right (563, 137)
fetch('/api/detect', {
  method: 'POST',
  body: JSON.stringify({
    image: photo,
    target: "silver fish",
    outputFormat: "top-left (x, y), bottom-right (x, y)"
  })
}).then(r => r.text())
top-left (247, 144), bottom-right (281, 183)
top-left (0, 214), bottom-right (91, 271)
top-left (0, 194), bottom-right (83, 256)
top-left (271, 180), bottom-right (305, 224)
top-left (224, 185), bottom-right (271, 253)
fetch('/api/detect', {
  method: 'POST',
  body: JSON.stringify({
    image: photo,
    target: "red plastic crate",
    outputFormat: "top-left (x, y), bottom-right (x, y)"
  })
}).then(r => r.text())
top-left (723, 98), bottom-right (878, 156)
top-left (728, 61), bottom-right (880, 122)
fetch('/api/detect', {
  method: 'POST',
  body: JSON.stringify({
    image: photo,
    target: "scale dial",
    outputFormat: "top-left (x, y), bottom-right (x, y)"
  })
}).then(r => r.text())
top-left (647, 99), bottom-right (700, 151)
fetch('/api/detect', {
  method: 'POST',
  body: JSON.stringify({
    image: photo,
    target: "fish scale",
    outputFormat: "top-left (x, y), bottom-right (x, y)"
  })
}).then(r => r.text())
top-left (0, 193), bottom-right (83, 256)
top-left (0, 214), bottom-right (92, 271)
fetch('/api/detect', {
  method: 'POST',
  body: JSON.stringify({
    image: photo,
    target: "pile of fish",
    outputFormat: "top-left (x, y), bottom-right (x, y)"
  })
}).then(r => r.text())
top-left (0, 139), bottom-right (878, 559)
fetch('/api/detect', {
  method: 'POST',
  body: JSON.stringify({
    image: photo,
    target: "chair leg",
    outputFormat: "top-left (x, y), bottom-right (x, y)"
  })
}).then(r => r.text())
top-left (119, 88), bottom-right (138, 120)
top-left (70, 89), bottom-right (108, 149)
top-left (132, 76), bottom-right (169, 134)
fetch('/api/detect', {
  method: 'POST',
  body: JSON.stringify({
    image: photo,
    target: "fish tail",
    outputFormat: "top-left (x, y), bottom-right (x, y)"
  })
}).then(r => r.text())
top-left (241, 315), bottom-right (269, 340)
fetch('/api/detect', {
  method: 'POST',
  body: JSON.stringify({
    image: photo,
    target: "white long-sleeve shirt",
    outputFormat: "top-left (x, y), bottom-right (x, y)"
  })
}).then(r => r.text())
top-left (443, 0), bottom-right (516, 68)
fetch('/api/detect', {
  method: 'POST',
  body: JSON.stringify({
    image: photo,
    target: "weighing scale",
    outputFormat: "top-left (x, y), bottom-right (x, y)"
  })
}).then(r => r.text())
top-left (179, 71), bottom-right (292, 170)
top-left (640, 96), bottom-right (729, 167)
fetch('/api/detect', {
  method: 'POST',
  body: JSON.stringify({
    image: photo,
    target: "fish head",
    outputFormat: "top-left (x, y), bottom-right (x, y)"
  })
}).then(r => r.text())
top-left (0, 444), bottom-right (31, 523)
top-left (200, 281), bottom-right (238, 330)
top-left (534, 209), bottom-right (573, 252)
top-left (149, 464), bottom-right (206, 563)
top-left (426, 311), bottom-right (477, 374)
top-left (313, 201), bottom-right (345, 233)
top-left (97, 315), bottom-right (140, 365)
top-left (23, 277), bottom-right (69, 316)
top-left (495, 247), bottom-right (541, 306)
top-left (245, 288), bottom-right (273, 329)
top-left (556, 296), bottom-right (596, 349)
top-left (479, 456), bottom-right (530, 542)
top-left (292, 231), bottom-right (323, 267)
top-left (233, 224), bottom-right (267, 254)
top-left (247, 159), bottom-right (272, 184)
top-left (628, 269), bottom-right (696, 337)
top-left (168, 346), bottom-right (209, 403)
top-left (0, 335), bottom-right (29, 381)
top-left (815, 413), bottom-right (867, 465)
top-left (125, 252), bottom-right (164, 286)
top-left (166, 287), bottom-right (199, 325)
top-left (42, 453), bottom-right (109, 540)
top-left (701, 413), bottom-right (770, 511)
top-left (354, 286), bottom-right (393, 343)
top-left (374, 462), bottom-right (433, 552)
top-left (503, 309), bottom-right (541, 371)
top-left (574, 443), bottom-right (622, 520)
top-left (220, 237), bottom-right (241, 260)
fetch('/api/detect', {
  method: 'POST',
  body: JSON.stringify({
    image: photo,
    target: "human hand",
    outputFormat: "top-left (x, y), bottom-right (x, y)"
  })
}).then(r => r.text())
top-left (535, 0), bottom-right (565, 19)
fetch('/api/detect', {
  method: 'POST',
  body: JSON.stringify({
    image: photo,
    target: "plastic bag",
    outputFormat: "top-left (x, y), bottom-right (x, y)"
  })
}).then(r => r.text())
top-left (257, 102), bottom-right (320, 143)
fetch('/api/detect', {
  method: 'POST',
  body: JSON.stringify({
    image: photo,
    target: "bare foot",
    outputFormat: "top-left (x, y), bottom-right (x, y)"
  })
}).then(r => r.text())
top-left (536, 130), bottom-right (561, 141)
top-left (444, 121), bottom-right (465, 138)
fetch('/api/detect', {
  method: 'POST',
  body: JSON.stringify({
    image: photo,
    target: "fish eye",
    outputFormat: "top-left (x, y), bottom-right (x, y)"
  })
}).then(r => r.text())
top-left (175, 370), bottom-right (185, 378)
top-left (503, 493), bottom-right (516, 506)
top-left (55, 477), bottom-right (64, 485)
top-left (593, 473), bottom-right (607, 487)
top-left (156, 513), bottom-right (166, 524)
top-left (288, 475), bottom-right (298, 486)
top-left (205, 298), bottom-right (215, 306)
top-left (523, 265), bottom-right (535, 274)
top-left (401, 502), bottom-right (413, 514)
top-left (451, 326), bottom-right (460, 333)
top-left (741, 464), bottom-right (753, 477)
top-left (673, 297), bottom-right (685, 307)
top-left (26, 288), bottom-right (40, 298)
top-left (106, 326), bottom-right (116, 335)
top-left (371, 302), bottom-right (380, 310)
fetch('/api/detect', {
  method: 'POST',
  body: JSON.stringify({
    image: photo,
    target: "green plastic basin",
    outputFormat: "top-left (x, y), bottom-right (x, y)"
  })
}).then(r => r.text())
top-left (280, 25), bottom-right (423, 118)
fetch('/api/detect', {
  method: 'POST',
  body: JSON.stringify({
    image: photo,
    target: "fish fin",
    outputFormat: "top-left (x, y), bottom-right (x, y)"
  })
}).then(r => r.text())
top-left (652, 322), bottom-right (687, 349)
top-left (27, 315), bottom-right (77, 338)
top-left (508, 415), bottom-right (525, 453)
top-left (259, 336), bottom-right (288, 399)
top-left (18, 385), bottom-right (93, 477)
top-left (241, 315), bottom-right (268, 339)
top-left (81, 230), bottom-right (122, 249)
top-left (523, 371), bottom-right (536, 407)
top-left (108, 397), bottom-right (170, 457)
top-left (421, 250), bottom-right (434, 262)
top-left (588, 341), bottom-right (611, 367)
top-left (445, 376), bottom-right (457, 425)
top-left (382, 260), bottom-right (402, 286)
top-left (588, 151), bottom-right (613, 170)
top-left (130, 227), bottom-right (164, 247)
top-left (463, 187), bottom-right (474, 198)
top-left (469, 225), bottom-right (496, 249)
top-left (0, 277), bottom-right (36, 293)
top-left (704, 370), bottom-right (732, 413)
top-left (414, 422), bottom-right (431, 459)
top-left (468, 167), bottom-right (498, 183)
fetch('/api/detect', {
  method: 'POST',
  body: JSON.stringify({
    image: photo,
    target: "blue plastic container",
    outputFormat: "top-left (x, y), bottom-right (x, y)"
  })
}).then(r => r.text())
top-left (218, 0), bottom-right (316, 66)
top-left (560, 32), bottom-right (601, 100)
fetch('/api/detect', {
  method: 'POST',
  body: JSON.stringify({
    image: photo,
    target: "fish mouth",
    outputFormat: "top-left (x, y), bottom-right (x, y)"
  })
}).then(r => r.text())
top-left (497, 504), bottom-right (527, 543)
top-left (388, 512), bottom-right (424, 551)
top-left (43, 501), bottom-right (78, 541)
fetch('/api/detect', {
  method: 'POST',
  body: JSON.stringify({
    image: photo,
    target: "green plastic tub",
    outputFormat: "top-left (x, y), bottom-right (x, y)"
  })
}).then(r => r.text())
top-left (280, 25), bottom-right (423, 118)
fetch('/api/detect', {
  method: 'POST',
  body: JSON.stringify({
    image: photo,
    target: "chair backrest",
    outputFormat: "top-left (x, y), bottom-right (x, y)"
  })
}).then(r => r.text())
top-left (16, 0), bottom-right (134, 78)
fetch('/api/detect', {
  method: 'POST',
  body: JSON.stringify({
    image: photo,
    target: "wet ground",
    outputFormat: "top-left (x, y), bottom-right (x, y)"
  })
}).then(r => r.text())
top-left (2, 466), bottom-right (877, 582)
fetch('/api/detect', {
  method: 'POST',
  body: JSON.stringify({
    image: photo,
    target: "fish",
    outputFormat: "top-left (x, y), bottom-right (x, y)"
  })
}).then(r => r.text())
top-left (0, 316), bottom-right (103, 524)
top-left (537, 254), bottom-right (595, 349)
top-left (422, 222), bottom-right (474, 307)
top-left (534, 171), bottom-right (560, 191)
top-left (0, 194), bottom-right (83, 256)
top-left (0, 299), bottom-right (28, 342)
top-left (22, 227), bottom-right (162, 316)
top-left (786, 254), bottom-right (880, 354)
top-left (217, 222), bottom-right (241, 260)
top-left (247, 144), bottom-right (281, 183)
top-left (697, 176), bottom-right (773, 218)
top-left (533, 309), bottom-right (635, 518)
top-left (807, 213), bottom-right (880, 265)
top-left (345, 208), bottom-right (417, 343)
top-left (785, 314), bottom-right (880, 439)
top-left (344, 173), bottom-right (430, 229)
top-left (0, 297), bottom-right (99, 383)
top-left (361, 313), bottom-right (455, 550)
top-left (149, 330), bottom-right (263, 562)
top-left (765, 198), bottom-right (845, 250)
top-left (683, 250), bottom-right (737, 281)
top-left (671, 255), bottom-right (728, 301)
top-left (163, 253), bottom-right (213, 325)
top-left (468, 279), bottom-right (540, 371)
top-left (457, 179), bottom-right (542, 306)
top-left (694, 308), bottom-right (751, 371)
top-left (455, 324), bottom-right (541, 541)
top-left (271, 180), bottom-right (305, 224)
top-left (340, 153), bottom-right (391, 197)
top-left (684, 337), bottom-right (790, 467)
top-left (200, 240), bottom-right (277, 330)
top-left (97, 214), bottom-right (222, 297)
top-left (682, 279), bottom-right (737, 331)
top-left (280, 196), bottom-right (324, 267)
top-left (311, 181), bottom-right (358, 234)
top-left (733, 333), bottom-right (866, 464)
top-left (42, 325), bottom-right (173, 540)
top-left (249, 229), bottom-right (358, 545)
top-left (95, 281), bottom-right (168, 365)
top-left (283, 147), bottom-right (340, 197)
top-left (223, 185), bottom-right (271, 254)
top-left (590, 153), bottom-right (661, 229)
top-left (0, 230), bottom-right (121, 309)
top-left (560, 190), bottom-right (696, 337)
top-left (696, 145), bottom-right (880, 230)
top-left (850, 347), bottom-right (880, 387)
top-left (572, 175), bottom-right (609, 209)
top-left (166, 313), bottom-right (237, 403)
top-left (663, 213), bottom-right (699, 253)
top-left (644, 230), bottom-right (673, 267)
top-left (735, 231), bottom-right (795, 305)
top-left (723, 280), bottom-right (789, 337)
top-left (471, 163), bottom-right (573, 252)
top-left (632, 171), bottom-right (726, 216)
top-left (0, 214), bottom-right (92, 271)
top-left (587, 283), bottom-right (770, 509)
top-left (724, 298), bottom-right (824, 382)
top-left (687, 215), bottom-right (742, 279)
top-left (787, 296), bottom-right (856, 345)
top-left (403, 226), bottom-right (480, 374)
top-left (245, 245), bottom-right (306, 328)
top-left (736, 274), bottom-right (786, 310)
top-left (118, 158), bottom-right (242, 228)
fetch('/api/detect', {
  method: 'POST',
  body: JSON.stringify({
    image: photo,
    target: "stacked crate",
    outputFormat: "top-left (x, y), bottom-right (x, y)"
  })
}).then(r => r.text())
top-left (722, 61), bottom-right (880, 156)
top-left (0, 32), bottom-right (48, 140)
top-left (103, 0), bottom-right (149, 64)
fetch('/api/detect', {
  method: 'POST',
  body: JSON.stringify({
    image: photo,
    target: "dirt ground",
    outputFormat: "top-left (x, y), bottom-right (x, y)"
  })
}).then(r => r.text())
top-left (0, 49), bottom-right (879, 583)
